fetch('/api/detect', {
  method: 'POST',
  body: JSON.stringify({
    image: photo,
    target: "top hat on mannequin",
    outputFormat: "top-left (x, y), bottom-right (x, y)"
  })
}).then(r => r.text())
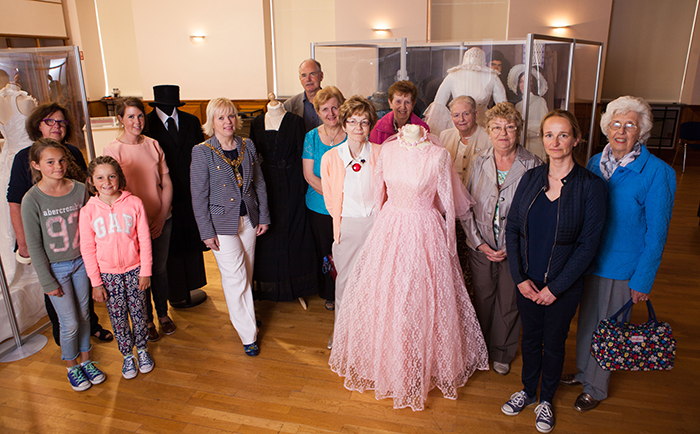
top-left (149, 84), bottom-right (186, 108)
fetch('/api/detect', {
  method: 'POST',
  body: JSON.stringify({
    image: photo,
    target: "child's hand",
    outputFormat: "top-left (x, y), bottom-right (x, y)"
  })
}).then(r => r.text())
top-left (139, 276), bottom-right (151, 291)
top-left (93, 285), bottom-right (107, 303)
top-left (47, 287), bottom-right (64, 297)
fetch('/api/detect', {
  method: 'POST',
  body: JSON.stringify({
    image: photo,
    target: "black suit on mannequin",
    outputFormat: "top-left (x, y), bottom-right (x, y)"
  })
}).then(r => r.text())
top-left (146, 106), bottom-right (208, 307)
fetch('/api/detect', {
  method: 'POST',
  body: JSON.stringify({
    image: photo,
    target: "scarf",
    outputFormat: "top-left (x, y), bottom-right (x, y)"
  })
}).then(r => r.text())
top-left (599, 141), bottom-right (642, 181)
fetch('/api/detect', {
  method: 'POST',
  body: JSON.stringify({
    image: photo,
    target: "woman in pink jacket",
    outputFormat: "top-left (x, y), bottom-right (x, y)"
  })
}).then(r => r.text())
top-left (320, 96), bottom-right (381, 349)
top-left (79, 156), bottom-right (154, 380)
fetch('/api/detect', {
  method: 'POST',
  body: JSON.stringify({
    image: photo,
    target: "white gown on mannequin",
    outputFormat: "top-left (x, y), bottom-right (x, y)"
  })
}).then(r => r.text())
top-left (0, 84), bottom-right (44, 341)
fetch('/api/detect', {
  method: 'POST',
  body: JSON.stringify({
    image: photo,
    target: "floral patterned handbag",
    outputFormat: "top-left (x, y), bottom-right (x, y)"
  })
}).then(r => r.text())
top-left (591, 299), bottom-right (676, 371)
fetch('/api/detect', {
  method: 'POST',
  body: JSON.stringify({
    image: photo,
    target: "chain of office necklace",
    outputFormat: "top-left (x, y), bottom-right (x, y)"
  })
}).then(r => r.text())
top-left (206, 139), bottom-right (246, 188)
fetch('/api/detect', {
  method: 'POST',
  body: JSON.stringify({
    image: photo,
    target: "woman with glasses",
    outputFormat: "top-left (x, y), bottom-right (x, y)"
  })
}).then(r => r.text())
top-left (463, 102), bottom-right (541, 376)
top-left (560, 96), bottom-right (676, 413)
top-left (8, 102), bottom-right (113, 345)
top-left (320, 96), bottom-right (380, 349)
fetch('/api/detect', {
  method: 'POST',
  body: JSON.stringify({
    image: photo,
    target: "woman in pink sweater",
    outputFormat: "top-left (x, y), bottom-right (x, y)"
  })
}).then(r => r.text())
top-left (79, 156), bottom-right (154, 380)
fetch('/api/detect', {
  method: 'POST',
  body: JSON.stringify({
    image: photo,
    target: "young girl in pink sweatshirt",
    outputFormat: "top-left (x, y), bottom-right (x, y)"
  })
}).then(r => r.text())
top-left (79, 156), bottom-right (154, 379)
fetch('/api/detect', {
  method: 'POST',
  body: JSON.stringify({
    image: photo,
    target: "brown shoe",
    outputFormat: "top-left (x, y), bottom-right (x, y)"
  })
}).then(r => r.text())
top-left (147, 324), bottom-right (160, 342)
top-left (560, 374), bottom-right (582, 386)
top-left (160, 318), bottom-right (177, 335)
top-left (574, 393), bottom-right (600, 412)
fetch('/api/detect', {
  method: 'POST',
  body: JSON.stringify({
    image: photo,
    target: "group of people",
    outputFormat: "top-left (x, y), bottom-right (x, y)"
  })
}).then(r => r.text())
top-left (280, 58), bottom-right (676, 430)
top-left (6, 56), bottom-right (676, 433)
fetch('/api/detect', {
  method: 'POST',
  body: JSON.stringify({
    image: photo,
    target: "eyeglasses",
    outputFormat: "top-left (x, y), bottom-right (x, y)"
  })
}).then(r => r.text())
top-left (42, 118), bottom-right (69, 128)
top-left (490, 125), bottom-right (517, 134)
top-left (346, 119), bottom-right (370, 128)
top-left (610, 121), bottom-right (638, 132)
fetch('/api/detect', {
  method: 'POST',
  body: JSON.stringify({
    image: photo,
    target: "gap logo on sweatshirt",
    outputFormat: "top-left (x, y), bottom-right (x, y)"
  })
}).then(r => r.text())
top-left (93, 213), bottom-right (134, 238)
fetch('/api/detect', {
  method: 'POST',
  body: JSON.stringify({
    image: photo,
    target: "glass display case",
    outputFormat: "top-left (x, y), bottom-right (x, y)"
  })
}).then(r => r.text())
top-left (0, 46), bottom-right (91, 346)
top-left (311, 35), bottom-right (603, 162)
top-left (0, 46), bottom-right (93, 159)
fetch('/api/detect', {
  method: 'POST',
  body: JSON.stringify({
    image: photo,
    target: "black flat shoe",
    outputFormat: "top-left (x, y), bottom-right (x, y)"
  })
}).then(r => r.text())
top-left (92, 329), bottom-right (113, 342)
top-left (574, 393), bottom-right (600, 412)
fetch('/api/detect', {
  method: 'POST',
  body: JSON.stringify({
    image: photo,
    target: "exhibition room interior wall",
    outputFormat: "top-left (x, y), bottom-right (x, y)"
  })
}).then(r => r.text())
top-left (1, 0), bottom-right (699, 105)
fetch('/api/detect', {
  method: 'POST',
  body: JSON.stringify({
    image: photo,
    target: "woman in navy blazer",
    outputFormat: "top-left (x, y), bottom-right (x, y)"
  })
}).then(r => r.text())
top-left (191, 97), bottom-right (270, 356)
top-left (502, 110), bottom-right (607, 433)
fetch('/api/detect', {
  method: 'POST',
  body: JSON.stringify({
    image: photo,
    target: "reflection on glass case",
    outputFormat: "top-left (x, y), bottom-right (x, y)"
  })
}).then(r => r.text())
top-left (0, 46), bottom-right (91, 342)
top-left (0, 46), bottom-right (92, 159)
top-left (312, 35), bottom-right (603, 162)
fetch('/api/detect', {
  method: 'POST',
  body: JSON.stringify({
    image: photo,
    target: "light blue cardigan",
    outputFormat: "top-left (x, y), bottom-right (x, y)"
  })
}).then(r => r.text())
top-left (587, 144), bottom-right (676, 294)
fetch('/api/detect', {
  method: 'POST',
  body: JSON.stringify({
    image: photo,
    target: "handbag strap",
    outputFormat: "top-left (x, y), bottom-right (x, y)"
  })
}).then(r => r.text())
top-left (645, 300), bottom-right (658, 323)
top-left (608, 298), bottom-right (659, 325)
top-left (608, 298), bottom-right (634, 324)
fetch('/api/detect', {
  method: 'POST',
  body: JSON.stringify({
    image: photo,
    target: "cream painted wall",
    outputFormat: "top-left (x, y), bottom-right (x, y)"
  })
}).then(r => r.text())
top-left (95, 0), bottom-right (142, 98)
top-left (430, 0), bottom-right (508, 42)
top-left (130, 0), bottom-right (268, 101)
top-left (603, 0), bottom-right (696, 103)
top-left (273, 0), bottom-right (335, 98)
top-left (507, 0), bottom-right (613, 41)
top-left (0, 0), bottom-right (66, 38)
top-left (334, 0), bottom-right (427, 42)
top-left (64, 0), bottom-right (106, 100)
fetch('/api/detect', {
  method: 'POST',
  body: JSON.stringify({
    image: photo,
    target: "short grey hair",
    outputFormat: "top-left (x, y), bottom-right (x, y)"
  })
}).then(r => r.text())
top-left (202, 98), bottom-right (241, 137)
top-left (600, 96), bottom-right (653, 142)
top-left (449, 95), bottom-right (477, 112)
top-left (299, 58), bottom-right (322, 73)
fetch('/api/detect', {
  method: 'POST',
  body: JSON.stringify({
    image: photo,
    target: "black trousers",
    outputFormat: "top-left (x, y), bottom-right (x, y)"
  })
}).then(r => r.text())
top-left (517, 279), bottom-right (582, 403)
top-left (307, 209), bottom-right (335, 301)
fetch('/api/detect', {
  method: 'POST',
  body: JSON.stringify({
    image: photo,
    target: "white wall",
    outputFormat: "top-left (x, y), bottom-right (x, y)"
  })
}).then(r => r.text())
top-left (603, 0), bottom-right (696, 102)
top-left (272, 0), bottom-right (336, 98)
top-left (430, 0), bottom-right (508, 42)
top-left (0, 0), bottom-right (66, 38)
top-left (130, 0), bottom-right (268, 101)
top-left (96, 0), bottom-right (142, 98)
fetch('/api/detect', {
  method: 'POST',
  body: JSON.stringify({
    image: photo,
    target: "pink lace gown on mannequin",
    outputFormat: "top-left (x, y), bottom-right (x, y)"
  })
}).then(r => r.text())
top-left (328, 132), bottom-right (489, 411)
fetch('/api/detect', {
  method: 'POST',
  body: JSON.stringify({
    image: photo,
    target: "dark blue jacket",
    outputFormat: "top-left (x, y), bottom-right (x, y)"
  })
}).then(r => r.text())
top-left (506, 162), bottom-right (607, 297)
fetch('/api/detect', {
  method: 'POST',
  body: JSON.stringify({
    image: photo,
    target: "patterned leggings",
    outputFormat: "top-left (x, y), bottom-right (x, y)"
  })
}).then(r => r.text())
top-left (102, 267), bottom-right (148, 356)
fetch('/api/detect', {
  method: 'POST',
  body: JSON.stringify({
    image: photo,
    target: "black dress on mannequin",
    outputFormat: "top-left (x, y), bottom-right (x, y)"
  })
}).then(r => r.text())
top-left (250, 111), bottom-right (318, 301)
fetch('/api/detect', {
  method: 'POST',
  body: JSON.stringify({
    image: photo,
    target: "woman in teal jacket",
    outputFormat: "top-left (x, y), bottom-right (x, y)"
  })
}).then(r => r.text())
top-left (561, 96), bottom-right (676, 413)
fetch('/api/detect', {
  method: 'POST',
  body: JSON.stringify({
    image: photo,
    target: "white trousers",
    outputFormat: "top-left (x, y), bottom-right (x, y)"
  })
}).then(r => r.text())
top-left (212, 217), bottom-right (258, 345)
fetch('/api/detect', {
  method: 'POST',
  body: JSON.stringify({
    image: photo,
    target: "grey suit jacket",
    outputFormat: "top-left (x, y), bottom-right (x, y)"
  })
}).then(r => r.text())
top-left (190, 135), bottom-right (270, 240)
top-left (283, 92), bottom-right (305, 118)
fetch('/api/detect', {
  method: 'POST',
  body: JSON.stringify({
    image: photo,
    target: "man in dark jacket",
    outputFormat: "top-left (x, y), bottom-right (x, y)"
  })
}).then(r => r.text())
top-left (146, 85), bottom-right (207, 308)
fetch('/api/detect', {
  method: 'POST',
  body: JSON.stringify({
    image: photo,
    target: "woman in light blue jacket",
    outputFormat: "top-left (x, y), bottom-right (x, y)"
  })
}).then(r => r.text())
top-left (560, 96), bottom-right (676, 413)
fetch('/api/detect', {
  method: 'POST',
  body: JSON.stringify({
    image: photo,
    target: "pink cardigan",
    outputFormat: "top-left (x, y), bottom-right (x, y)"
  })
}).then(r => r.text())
top-left (79, 191), bottom-right (153, 287)
top-left (321, 142), bottom-right (382, 243)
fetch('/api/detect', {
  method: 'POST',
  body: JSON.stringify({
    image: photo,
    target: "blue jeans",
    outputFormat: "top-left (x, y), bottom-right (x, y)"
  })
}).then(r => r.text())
top-left (49, 257), bottom-right (92, 361)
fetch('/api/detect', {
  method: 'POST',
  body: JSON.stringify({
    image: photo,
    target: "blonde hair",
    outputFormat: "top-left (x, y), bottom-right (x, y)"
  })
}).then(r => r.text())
top-left (485, 102), bottom-right (523, 141)
top-left (313, 86), bottom-right (345, 114)
top-left (202, 98), bottom-right (241, 137)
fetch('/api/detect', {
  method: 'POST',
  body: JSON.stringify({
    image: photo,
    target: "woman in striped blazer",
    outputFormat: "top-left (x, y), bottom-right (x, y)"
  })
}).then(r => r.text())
top-left (190, 98), bottom-right (270, 356)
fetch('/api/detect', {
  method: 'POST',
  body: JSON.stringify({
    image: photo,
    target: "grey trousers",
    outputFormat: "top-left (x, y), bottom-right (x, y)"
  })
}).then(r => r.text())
top-left (575, 274), bottom-right (632, 401)
top-left (468, 249), bottom-right (520, 364)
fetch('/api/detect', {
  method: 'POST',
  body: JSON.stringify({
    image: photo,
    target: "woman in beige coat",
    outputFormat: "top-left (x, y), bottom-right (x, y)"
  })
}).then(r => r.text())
top-left (464, 102), bottom-right (541, 376)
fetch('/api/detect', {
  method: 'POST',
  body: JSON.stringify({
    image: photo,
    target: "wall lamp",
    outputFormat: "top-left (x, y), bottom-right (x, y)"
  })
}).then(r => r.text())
top-left (190, 35), bottom-right (206, 45)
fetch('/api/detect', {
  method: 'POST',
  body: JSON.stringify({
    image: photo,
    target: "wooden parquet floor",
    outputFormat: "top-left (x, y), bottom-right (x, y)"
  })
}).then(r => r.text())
top-left (1, 168), bottom-right (699, 434)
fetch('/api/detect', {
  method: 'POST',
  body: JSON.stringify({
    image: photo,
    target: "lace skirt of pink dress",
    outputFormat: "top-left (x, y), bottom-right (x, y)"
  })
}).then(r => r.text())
top-left (328, 138), bottom-right (488, 411)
